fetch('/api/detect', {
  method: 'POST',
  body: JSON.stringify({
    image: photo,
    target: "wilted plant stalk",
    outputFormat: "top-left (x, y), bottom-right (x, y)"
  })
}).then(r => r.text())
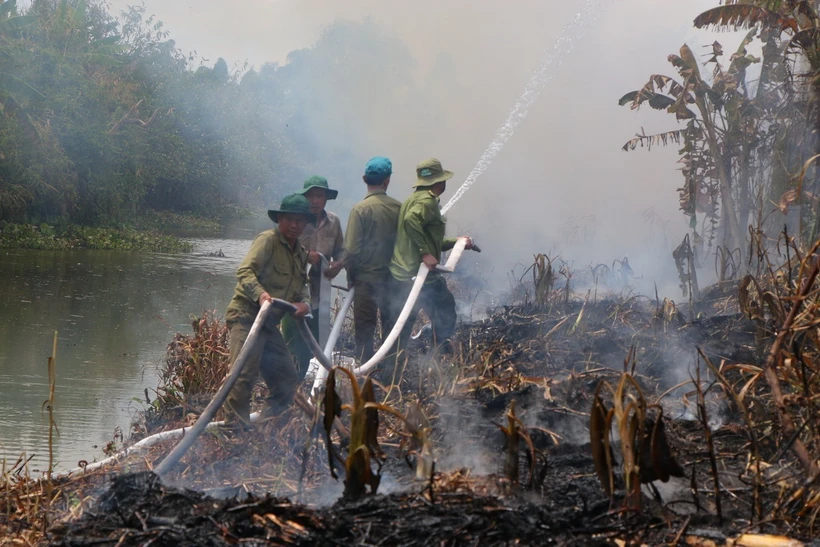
top-left (694, 361), bottom-right (722, 524)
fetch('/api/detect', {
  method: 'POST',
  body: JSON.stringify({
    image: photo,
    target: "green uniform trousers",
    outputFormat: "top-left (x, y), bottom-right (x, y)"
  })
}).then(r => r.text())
top-left (352, 279), bottom-right (392, 363)
top-left (224, 318), bottom-right (299, 425)
top-left (281, 310), bottom-right (319, 378)
top-left (385, 274), bottom-right (457, 360)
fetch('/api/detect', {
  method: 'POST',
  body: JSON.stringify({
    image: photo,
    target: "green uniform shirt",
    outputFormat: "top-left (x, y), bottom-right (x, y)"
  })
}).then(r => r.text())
top-left (226, 229), bottom-right (310, 325)
top-left (389, 189), bottom-right (458, 283)
top-left (344, 190), bottom-right (402, 283)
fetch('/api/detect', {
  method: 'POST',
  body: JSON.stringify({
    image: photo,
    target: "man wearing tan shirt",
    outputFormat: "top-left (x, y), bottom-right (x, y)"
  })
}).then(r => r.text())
top-left (281, 176), bottom-right (345, 375)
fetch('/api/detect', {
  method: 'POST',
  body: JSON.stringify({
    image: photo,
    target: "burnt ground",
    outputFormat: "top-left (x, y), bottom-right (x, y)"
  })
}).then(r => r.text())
top-left (40, 290), bottom-right (820, 546)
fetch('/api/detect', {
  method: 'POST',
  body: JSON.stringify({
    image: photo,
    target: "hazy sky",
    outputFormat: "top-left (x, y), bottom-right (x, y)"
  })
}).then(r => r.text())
top-left (103, 0), bottom-right (738, 295)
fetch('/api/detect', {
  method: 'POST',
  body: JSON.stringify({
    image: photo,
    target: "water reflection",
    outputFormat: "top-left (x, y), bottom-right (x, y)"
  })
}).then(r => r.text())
top-left (0, 237), bottom-right (251, 473)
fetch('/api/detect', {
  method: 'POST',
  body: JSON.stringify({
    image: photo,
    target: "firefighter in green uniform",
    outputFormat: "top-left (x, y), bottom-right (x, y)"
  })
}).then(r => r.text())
top-left (281, 176), bottom-right (345, 376)
top-left (386, 158), bottom-right (475, 360)
top-left (344, 157), bottom-right (402, 363)
top-left (224, 194), bottom-right (314, 427)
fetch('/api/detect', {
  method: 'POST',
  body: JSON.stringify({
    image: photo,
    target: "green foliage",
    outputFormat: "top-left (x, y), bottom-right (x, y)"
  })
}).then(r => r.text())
top-left (0, 1), bottom-right (415, 230)
top-left (0, 221), bottom-right (193, 252)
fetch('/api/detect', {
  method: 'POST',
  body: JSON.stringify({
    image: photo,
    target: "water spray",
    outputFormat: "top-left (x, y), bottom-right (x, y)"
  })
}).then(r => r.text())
top-left (441, 0), bottom-right (601, 215)
top-left (323, 0), bottom-right (603, 380)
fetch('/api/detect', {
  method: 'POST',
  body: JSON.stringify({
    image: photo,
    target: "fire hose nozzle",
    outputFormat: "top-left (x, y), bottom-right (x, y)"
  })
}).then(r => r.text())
top-left (464, 237), bottom-right (480, 253)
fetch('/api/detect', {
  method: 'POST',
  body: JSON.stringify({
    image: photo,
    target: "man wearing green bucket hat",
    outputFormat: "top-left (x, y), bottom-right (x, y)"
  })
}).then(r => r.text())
top-left (344, 156), bottom-right (401, 363)
top-left (281, 175), bottom-right (345, 376)
top-left (386, 158), bottom-right (475, 360)
top-left (223, 193), bottom-right (314, 427)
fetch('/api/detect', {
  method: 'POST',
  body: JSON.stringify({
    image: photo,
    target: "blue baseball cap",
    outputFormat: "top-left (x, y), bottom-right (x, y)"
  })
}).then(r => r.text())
top-left (364, 156), bottom-right (392, 184)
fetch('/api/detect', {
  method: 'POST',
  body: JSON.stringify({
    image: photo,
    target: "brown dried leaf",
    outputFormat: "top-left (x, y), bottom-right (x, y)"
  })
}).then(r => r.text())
top-left (693, 5), bottom-right (798, 33)
top-left (505, 400), bottom-right (520, 485)
top-left (344, 446), bottom-right (373, 500)
top-left (647, 412), bottom-right (684, 483)
top-left (322, 368), bottom-right (341, 479)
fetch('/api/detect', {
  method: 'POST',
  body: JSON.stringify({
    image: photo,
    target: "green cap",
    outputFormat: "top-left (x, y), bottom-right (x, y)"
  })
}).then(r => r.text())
top-left (413, 158), bottom-right (454, 188)
top-left (268, 194), bottom-right (317, 223)
top-left (298, 175), bottom-right (338, 200)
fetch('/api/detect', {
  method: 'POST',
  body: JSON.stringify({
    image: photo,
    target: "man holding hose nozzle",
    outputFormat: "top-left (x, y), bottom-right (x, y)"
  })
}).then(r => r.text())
top-left (386, 157), bottom-right (476, 363)
top-left (223, 194), bottom-right (314, 429)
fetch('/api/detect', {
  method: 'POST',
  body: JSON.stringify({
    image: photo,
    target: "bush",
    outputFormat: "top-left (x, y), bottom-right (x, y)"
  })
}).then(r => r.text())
top-left (149, 311), bottom-right (231, 428)
top-left (0, 222), bottom-right (193, 253)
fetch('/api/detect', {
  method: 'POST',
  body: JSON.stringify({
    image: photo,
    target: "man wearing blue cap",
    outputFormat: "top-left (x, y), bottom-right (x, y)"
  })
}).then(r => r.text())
top-left (343, 157), bottom-right (402, 363)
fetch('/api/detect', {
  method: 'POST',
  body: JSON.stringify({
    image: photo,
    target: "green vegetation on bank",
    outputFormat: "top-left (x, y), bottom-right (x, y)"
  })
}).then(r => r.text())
top-left (0, 222), bottom-right (193, 252)
top-left (0, 0), bottom-right (414, 234)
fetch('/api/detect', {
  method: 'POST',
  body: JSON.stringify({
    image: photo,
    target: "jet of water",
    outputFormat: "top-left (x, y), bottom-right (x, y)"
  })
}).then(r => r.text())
top-left (442, 0), bottom-right (603, 215)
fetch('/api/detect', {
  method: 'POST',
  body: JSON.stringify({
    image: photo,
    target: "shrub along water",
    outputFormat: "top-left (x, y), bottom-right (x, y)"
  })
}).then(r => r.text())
top-left (0, 222), bottom-right (192, 253)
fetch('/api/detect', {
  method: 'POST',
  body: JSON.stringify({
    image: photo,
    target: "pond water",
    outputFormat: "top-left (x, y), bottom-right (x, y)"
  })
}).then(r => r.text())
top-left (0, 233), bottom-right (256, 473)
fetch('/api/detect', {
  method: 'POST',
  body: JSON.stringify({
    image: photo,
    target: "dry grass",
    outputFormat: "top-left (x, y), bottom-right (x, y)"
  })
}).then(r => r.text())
top-left (1, 455), bottom-right (113, 546)
top-left (150, 311), bottom-right (231, 424)
top-left (698, 236), bottom-right (820, 534)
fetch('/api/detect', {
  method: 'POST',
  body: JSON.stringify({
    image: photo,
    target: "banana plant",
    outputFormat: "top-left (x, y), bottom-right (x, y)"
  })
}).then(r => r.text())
top-left (621, 0), bottom-right (820, 257)
top-left (590, 372), bottom-right (684, 511)
top-left (322, 366), bottom-right (414, 500)
top-left (494, 400), bottom-right (539, 488)
top-left (401, 399), bottom-right (434, 481)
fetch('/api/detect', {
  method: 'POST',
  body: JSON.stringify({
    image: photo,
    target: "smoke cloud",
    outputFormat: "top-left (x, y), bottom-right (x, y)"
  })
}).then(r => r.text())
top-left (106, 0), bottom-right (741, 298)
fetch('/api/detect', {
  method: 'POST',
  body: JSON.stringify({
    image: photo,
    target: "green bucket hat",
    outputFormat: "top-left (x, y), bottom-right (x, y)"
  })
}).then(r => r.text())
top-left (298, 175), bottom-right (338, 200)
top-left (413, 158), bottom-right (454, 188)
top-left (268, 193), bottom-right (317, 223)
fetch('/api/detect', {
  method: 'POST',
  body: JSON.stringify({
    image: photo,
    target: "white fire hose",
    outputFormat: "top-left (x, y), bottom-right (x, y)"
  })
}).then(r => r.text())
top-left (353, 237), bottom-right (470, 376)
top-left (310, 236), bottom-right (473, 399)
top-left (315, 254), bottom-right (332, 349)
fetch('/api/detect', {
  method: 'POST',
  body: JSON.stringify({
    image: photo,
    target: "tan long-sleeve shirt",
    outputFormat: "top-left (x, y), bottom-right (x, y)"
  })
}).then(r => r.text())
top-left (226, 229), bottom-right (310, 326)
